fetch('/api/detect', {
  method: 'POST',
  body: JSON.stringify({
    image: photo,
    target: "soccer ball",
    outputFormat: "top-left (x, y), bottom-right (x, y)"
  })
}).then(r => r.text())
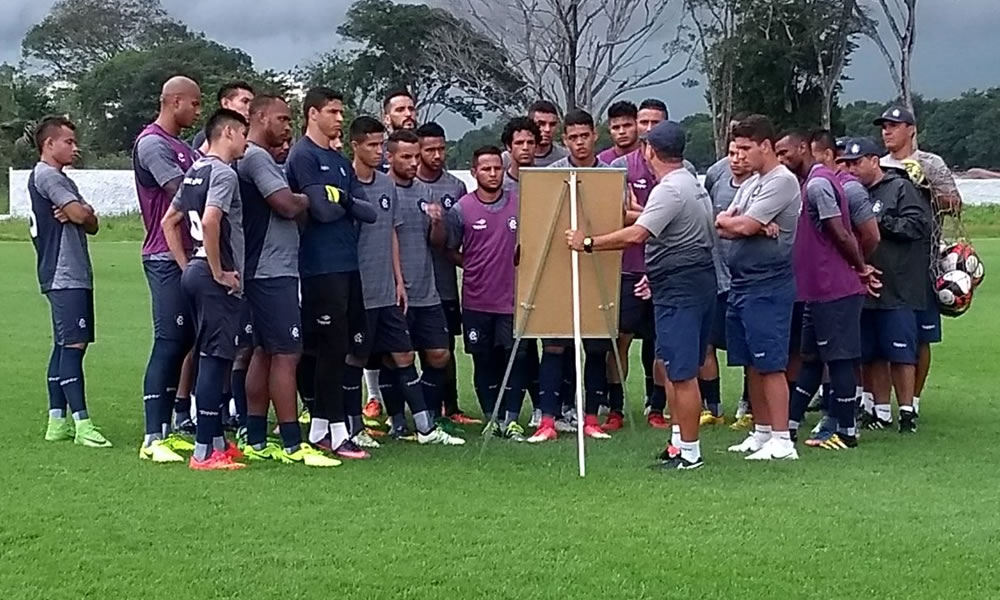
top-left (936, 270), bottom-right (974, 317)
top-left (939, 241), bottom-right (985, 287)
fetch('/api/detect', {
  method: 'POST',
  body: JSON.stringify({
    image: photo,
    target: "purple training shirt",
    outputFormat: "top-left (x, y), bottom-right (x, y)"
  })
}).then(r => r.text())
top-left (457, 190), bottom-right (519, 314)
top-left (618, 149), bottom-right (656, 273)
top-left (133, 123), bottom-right (197, 257)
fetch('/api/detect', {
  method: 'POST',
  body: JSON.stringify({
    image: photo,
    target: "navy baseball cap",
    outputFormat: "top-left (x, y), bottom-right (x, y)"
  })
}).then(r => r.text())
top-left (837, 137), bottom-right (882, 162)
top-left (640, 120), bottom-right (686, 157)
top-left (873, 106), bottom-right (916, 126)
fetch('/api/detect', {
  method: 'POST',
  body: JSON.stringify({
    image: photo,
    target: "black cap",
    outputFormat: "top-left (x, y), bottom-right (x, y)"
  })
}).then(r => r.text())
top-left (640, 120), bottom-right (685, 157)
top-left (836, 137), bottom-right (882, 162)
top-left (873, 106), bottom-right (916, 126)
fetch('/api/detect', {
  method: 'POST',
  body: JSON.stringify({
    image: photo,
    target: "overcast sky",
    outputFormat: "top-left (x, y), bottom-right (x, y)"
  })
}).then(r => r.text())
top-left (2, 0), bottom-right (998, 135)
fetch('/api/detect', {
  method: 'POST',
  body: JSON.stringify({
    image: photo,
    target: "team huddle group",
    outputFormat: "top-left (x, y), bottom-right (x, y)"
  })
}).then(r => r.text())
top-left (27, 73), bottom-right (959, 471)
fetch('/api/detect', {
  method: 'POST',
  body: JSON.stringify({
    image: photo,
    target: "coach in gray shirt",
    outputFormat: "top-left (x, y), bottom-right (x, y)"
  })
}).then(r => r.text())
top-left (565, 121), bottom-right (716, 471)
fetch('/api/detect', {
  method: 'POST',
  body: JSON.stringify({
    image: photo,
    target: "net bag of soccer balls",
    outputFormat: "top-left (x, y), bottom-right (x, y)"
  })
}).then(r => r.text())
top-left (936, 240), bottom-right (983, 317)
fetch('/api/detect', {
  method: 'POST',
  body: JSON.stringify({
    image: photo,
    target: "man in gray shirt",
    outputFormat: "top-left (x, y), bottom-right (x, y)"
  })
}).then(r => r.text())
top-left (566, 121), bottom-right (716, 471)
top-left (502, 100), bottom-right (569, 169)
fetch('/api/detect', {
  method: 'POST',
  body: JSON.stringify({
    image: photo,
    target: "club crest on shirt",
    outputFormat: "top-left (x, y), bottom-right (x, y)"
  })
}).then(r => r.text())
top-left (472, 218), bottom-right (487, 231)
top-left (507, 216), bottom-right (518, 231)
top-left (177, 153), bottom-right (187, 162)
top-left (467, 328), bottom-right (480, 344)
top-left (418, 199), bottom-right (429, 213)
top-left (872, 200), bottom-right (883, 214)
top-left (442, 195), bottom-right (455, 210)
top-left (244, 323), bottom-right (253, 335)
top-left (379, 195), bottom-right (391, 210)
top-left (353, 332), bottom-right (364, 344)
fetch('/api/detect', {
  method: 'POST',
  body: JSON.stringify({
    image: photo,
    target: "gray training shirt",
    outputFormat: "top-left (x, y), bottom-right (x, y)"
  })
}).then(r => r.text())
top-left (418, 170), bottom-right (467, 302)
top-left (503, 144), bottom-right (569, 170)
top-left (357, 170), bottom-right (402, 309)
top-left (708, 173), bottom-right (741, 294)
top-left (28, 162), bottom-right (93, 291)
top-left (842, 178), bottom-right (875, 226)
top-left (237, 143), bottom-right (299, 280)
top-left (395, 178), bottom-right (440, 307)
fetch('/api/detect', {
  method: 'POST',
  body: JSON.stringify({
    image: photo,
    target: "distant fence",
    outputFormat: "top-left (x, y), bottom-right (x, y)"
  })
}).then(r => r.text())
top-left (6, 167), bottom-right (1000, 218)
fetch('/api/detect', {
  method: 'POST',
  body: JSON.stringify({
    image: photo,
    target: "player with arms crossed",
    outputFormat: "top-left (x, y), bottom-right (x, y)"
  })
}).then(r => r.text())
top-left (30, 116), bottom-right (111, 449)
top-left (161, 109), bottom-right (250, 470)
top-left (717, 115), bottom-right (801, 461)
top-left (133, 76), bottom-right (202, 461)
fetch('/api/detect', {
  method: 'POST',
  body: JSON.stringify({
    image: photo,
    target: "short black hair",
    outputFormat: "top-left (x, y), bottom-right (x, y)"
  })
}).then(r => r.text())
top-left (528, 100), bottom-right (559, 118)
top-left (248, 94), bottom-right (286, 118)
top-left (386, 128), bottom-right (420, 152)
top-left (778, 128), bottom-right (811, 146)
top-left (303, 87), bottom-right (343, 120)
top-left (563, 109), bottom-right (594, 129)
top-left (383, 87), bottom-right (414, 110)
top-left (607, 100), bottom-right (638, 121)
top-left (204, 108), bottom-right (248, 143)
top-left (810, 129), bottom-right (838, 154)
top-left (349, 116), bottom-right (385, 143)
top-left (34, 115), bottom-right (75, 152)
top-left (731, 114), bottom-right (776, 145)
top-left (473, 145), bottom-right (503, 166)
top-left (217, 81), bottom-right (254, 104)
top-left (638, 99), bottom-right (668, 118)
top-left (415, 122), bottom-right (446, 139)
top-left (501, 117), bottom-right (541, 148)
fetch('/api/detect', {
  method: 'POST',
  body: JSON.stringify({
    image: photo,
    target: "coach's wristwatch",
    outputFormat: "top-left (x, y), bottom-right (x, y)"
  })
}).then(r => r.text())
top-left (583, 236), bottom-right (594, 253)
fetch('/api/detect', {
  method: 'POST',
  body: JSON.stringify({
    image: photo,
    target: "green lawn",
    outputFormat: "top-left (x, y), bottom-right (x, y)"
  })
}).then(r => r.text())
top-left (1, 240), bottom-right (999, 599)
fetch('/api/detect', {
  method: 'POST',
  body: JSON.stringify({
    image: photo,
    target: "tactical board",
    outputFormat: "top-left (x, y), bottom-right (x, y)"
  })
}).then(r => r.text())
top-left (515, 167), bottom-right (625, 338)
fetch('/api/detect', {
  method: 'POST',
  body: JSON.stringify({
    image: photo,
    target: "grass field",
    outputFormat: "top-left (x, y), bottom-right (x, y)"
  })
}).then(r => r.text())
top-left (2, 239), bottom-right (999, 600)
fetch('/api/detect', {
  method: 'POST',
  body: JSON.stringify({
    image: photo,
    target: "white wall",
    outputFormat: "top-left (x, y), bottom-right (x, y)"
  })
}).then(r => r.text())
top-left (7, 167), bottom-right (1000, 217)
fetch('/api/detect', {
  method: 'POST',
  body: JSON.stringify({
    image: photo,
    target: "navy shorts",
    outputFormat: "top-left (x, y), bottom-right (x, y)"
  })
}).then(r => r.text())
top-left (442, 299), bottom-right (463, 337)
top-left (620, 273), bottom-right (654, 340)
top-left (46, 288), bottom-right (95, 346)
top-left (916, 282), bottom-right (942, 344)
top-left (861, 308), bottom-right (918, 365)
top-left (143, 259), bottom-right (194, 343)
top-left (709, 291), bottom-right (728, 350)
top-left (726, 282), bottom-right (796, 373)
top-left (300, 272), bottom-right (365, 356)
top-left (235, 300), bottom-right (254, 349)
top-left (463, 310), bottom-right (514, 353)
top-left (788, 301), bottom-right (805, 355)
top-left (352, 305), bottom-right (413, 358)
top-left (181, 260), bottom-right (242, 361)
top-left (406, 305), bottom-right (451, 351)
top-left (246, 277), bottom-right (302, 354)
top-left (801, 295), bottom-right (864, 362)
top-left (654, 297), bottom-right (714, 382)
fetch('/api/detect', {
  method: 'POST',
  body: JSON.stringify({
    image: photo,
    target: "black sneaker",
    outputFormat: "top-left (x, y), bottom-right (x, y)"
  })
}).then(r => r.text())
top-left (899, 411), bottom-right (918, 433)
top-left (174, 418), bottom-right (196, 435)
top-left (649, 455), bottom-right (704, 471)
top-left (655, 445), bottom-right (680, 462)
top-left (860, 411), bottom-right (891, 431)
top-left (790, 428), bottom-right (799, 443)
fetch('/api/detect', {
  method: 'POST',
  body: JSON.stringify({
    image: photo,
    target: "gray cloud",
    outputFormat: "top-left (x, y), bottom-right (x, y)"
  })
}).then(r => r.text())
top-left (3, 0), bottom-right (999, 133)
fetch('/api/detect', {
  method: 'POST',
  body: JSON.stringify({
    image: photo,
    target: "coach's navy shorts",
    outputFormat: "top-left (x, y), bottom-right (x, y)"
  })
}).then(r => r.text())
top-left (442, 299), bottom-right (463, 337)
top-left (143, 259), bottom-right (194, 343)
top-left (801, 295), bottom-right (864, 362)
top-left (463, 309), bottom-right (514, 353)
top-left (654, 297), bottom-right (714, 382)
top-left (246, 277), bottom-right (302, 354)
top-left (726, 281), bottom-right (796, 373)
top-left (352, 305), bottom-right (413, 359)
top-left (46, 288), bottom-right (95, 346)
top-left (860, 308), bottom-right (918, 365)
top-left (406, 304), bottom-right (451, 351)
top-left (709, 291), bottom-right (728, 350)
top-left (915, 283), bottom-right (942, 344)
top-left (181, 260), bottom-right (241, 361)
top-left (620, 273), bottom-right (654, 340)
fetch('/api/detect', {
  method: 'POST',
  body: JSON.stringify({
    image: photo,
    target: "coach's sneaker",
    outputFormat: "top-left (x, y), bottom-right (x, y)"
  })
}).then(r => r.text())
top-left (646, 413), bottom-right (669, 429)
top-left (655, 444), bottom-right (681, 462)
top-left (651, 455), bottom-right (704, 471)
top-left (603, 413), bottom-right (625, 432)
top-left (189, 450), bottom-right (246, 471)
top-left (818, 433), bottom-right (857, 450)
top-left (243, 442), bottom-right (283, 461)
top-left (73, 419), bottom-right (112, 448)
top-left (280, 443), bottom-right (341, 467)
top-left (729, 413), bottom-right (753, 431)
top-left (418, 427), bottom-right (466, 446)
top-left (139, 440), bottom-right (185, 463)
top-left (502, 421), bottom-right (526, 442)
top-left (334, 439), bottom-right (370, 459)
top-left (898, 410), bottom-right (918, 434)
top-left (163, 432), bottom-right (195, 452)
top-left (447, 411), bottom-right (483, 426)
top-left (583, 416), bottom-right (611, 439)
top-left (699, 411), bottom-right (725, 426)
top-left (728, 433), bottom-right (766, 454)
top-left (529, 409), bottom-right (542, 428)
top-left (353, 430), bottom-right (381, 449)
top-left (746, 438), bottom-right (799, 461)
top-left (45, 417), bottom-right (74, 442)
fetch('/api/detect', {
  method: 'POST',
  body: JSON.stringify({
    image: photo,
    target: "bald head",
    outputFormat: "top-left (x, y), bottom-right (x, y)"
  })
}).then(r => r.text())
top-left (158, 76), bottom-right (202, 130)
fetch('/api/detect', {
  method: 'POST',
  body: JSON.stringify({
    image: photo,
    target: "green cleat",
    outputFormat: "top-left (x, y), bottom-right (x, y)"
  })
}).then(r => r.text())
top-left (243, 442), bottom-right (283, 461)
top-left (435, 417), bottom-right (463, 436)
top-left (139, 440), bottom-right (185, 463)
top-left (298, 409), bottom-right (311, 425)
top-left (278, 443), bottom-right (342, 467)
top-left (73, 419), bottom-right (112, 448)
top-left (45, 417), bottom-right (75, 442)
top-left (163, 433), bottom-right (194, 452)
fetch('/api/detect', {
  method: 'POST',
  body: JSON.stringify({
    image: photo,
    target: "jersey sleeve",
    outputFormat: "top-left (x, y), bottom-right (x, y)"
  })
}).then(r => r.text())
top-left (635, 184), bottom-right (682, 237)
top-left (35, 168), bottom-right (82, 208)
top-left (136, 136), bottom-right (185, 187)
top-left (239, 148), bottom-right (288, 198)
top-left (744, 174), bottom-right (800, 224)
top-left (206, 166), bottom-right (239, 213)
top-left (446, 203), bottom-right (464, 250)
top-left (806, 178), bottom-right (841, 220)
top-left (392, 186), bottom-right (404, 228)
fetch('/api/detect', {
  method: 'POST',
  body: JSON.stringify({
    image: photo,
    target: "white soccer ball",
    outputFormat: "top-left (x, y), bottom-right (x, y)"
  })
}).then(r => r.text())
top-left (936, 270), bottom-right (974, 316)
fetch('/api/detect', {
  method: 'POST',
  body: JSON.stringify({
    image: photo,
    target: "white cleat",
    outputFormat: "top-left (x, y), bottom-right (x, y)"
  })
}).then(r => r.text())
top-left (745, 438), bottom-right (799, 461)
top-left (529, 409), bottom-right (542, 428)
top-left (554, 418), bottom-right (577, 433)
top-left (418, 427), bottom-right (466, 446)
top-left (728, 434), bottom-right (766, 453)
top-left (353, 430), bottom-right (381, 449)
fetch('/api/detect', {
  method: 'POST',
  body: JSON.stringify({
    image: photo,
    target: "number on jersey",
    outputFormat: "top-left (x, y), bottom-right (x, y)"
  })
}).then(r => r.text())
top-left (187, 210), bottom-right (207, 257)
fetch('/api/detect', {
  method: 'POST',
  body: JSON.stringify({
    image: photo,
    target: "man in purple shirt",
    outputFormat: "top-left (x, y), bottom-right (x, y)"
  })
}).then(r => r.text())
top-left (133, 75), bottom-right (202, 461)
top-left (597, 100), bottom-right (639, 165)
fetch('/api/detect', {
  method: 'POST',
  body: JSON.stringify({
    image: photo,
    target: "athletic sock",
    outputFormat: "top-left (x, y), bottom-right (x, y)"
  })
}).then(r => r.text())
top-left (912, 396), bottom-right (921, 416)
top-left (502, 348), bottom-right (528, 425)
top-left (420, 365), bottom-right (446, 420)
top-left (874, 404), bottom-right (892, 422)
top-left (753, 424), bottom-right (772, 444)
top-left (297, 355), bottom-right (316, 414)
top-left (46, 344), bottom-right (66, 417)
top-left (828, 360), bottom-right (858, 436)
top-left (59, 347), bottom-right (88, 420)
top-left (363, 368), bottom-right (382, 402)
top-left (650, 385), bottom-right (667, 414)
top-left (900, 405), bottom-right (916, 416)
top-left (671, 424), bottom-right (680, 448)
top-left (641, 338), bottom-right (655, 401)
top-left (379, 364), bottom-right (404, 418)
top-left (471, 352), bottom-right (497, 418)
top-left (142, 338), bottom-right (187, 437)
top-left (790, 361), bottom-right (823, 428)
top-left (699, 377), bottom-right (721, 416)
top-left (194, 356), bottom-right (229, 454)
top-left (608, 382), bottom-right (624, 414)
top-left (173, 396), bottom-right (192, 425)
top-left (394, 364), bottom-right (428, 415)
top-left (861, 392), bottom-right (875, 414)
top-left (231, 368), bottom-right (248, 429)
top-left (329, 422), bottom-right (349, 449)
top-left (538, 351), bottom-right (564, 418)
top-left (309, 418), bottom-right (330, 444)
top-left (583, 350), bottom-right (608, 416)
top-left (278, 422), bottom-right (302, 453)
top-left (679, 440), bottom-right (701, 463)
top-left (343, 365), bottom-right (364, 436)
top-left (247, 414), bottom-right (268, 449)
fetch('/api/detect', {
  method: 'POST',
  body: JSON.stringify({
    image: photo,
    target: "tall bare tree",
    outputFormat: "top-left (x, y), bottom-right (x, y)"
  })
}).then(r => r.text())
top-left (856, 0), bottom-right (918, 114)
top-left (685, 0), bottom-right (739, 157)
top-left (445, 0), bottom-right (693, 115)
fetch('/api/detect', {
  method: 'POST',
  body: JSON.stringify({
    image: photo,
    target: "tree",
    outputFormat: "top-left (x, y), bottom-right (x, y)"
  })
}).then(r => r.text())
top-left (447, 120), bottom-right (506, 169)
top-left (21, 0), bottom-right (184, 80)
top-left (855, 0), bottom-right (918, 114)
top-left (686, 0), bottom-right (740, 157)
top-left (680, 112), bottom-right (715, 171)
top-left (0, 64), bottom-right (56, 169)
top-left (803, 0), bottom-right (862, 129)
top-left (75, 39), bottom-right (255, 154)
top-left (449, 0), bottom-right (694, 115)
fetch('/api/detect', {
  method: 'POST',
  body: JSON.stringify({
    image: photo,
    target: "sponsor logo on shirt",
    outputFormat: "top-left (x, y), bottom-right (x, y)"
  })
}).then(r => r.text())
top-left (340, 167), bottom-right (347, 177)
top-left (507, 216), bottom-right (518, 232)
top-left (379, 195), bottom-right (391, 211)
top-left (183, 176), bottom-right (204, 186)
top-left (472, 218), bottom-right (487, 231)
top-left (319, 165), bottom-right (330, 172)
top-left (632, 179), bottom-right (648, 190)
